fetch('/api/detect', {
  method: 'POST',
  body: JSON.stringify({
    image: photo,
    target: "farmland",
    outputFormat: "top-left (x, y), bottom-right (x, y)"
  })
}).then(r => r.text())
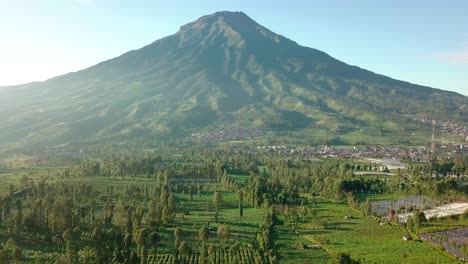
top-left (0, 149), bottom-right (466, 263)
top-left (420, 227), bottom-right (468, 261)
top-left (302, 202), bottom-right (458, 263)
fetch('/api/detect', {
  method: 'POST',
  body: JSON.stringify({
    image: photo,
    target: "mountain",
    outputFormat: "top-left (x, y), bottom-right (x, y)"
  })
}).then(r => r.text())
top-left (0, 11), bottom-right (467, 147)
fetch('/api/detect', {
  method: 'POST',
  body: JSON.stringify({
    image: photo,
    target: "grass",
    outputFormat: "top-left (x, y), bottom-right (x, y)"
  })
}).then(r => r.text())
top-left (229, 173), bottom-right (250, 184)
top-left (417, 216), bottom-right (468, 234)
top-left (274, 215), bottom-right (329, 264)
top-left (0, 158), bottom-right (465, 263)
top-left (354, 193), bottom-right (403, 202)
top-left (301, 202), bottom-right (461, 263)
top-left (151, 191), bottom-right (265, 253)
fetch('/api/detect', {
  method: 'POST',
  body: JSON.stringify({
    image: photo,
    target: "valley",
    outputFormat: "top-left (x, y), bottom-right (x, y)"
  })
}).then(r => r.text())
top-left (0, 147), bottom-right (466, 263)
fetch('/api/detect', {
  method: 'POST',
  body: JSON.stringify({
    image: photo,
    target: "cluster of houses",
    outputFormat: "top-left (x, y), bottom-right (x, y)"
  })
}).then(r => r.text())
top-left (190, 128), bottom-right (265, 142)
top-left (255, 145), bottom-right (432, 161)
top-left (402, 115), bottom-right (468, 141)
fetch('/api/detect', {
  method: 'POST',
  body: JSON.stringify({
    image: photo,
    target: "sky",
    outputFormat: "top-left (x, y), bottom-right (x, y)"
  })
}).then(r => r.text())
top-left (0, 0), bottom-right (467, 95)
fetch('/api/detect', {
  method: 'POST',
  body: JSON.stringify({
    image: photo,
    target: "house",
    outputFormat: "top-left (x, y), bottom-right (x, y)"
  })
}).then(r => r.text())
top-left (299, 243), bottom-right (322, 249)
top-left (306, 244), bottom-right (322, 249)
top-left (402, 234), bottom-right (412, 241)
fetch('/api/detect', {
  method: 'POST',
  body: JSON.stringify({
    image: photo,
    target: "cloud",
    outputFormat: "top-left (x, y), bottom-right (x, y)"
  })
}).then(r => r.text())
top-left (434, 49), bottom-right (468, 64)
top-left (434, 45), bottom-right (468, 65)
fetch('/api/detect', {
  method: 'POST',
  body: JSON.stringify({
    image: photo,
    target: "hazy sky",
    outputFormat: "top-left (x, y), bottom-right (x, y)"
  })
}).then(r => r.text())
top-left (1, 0), bottom-right (467, 95)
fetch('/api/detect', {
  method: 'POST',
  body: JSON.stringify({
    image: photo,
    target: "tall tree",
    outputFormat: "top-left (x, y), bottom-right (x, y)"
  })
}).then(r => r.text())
top-left (174, 227), bottom-right (182, 251)
top-left (238, 190), bottom-right (244, 218)
top-left (62, 228), bottom-right (79, 264)
top-left (162, 206), bottom-right (173, 225)
top-left (134, 228), bottom-right (148, 264)
top-left (217, 225), bottom-right (230, 248)
top-left (213, 192), bottom-right (222, 222)
top-left (178, 241), bottom-right (192, 258)
top-left (198, 225), bottom-right (209, 243)
top-left (208, 244), bottom-right (216, 264)
top-left (362, 198), bottom-right (372, 216)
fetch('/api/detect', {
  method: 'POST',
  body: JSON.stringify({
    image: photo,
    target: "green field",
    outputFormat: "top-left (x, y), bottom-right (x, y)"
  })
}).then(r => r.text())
top-left (0, 151), bottom-right (466, 263)
top-left (301, 202), bottom-right (459, 263)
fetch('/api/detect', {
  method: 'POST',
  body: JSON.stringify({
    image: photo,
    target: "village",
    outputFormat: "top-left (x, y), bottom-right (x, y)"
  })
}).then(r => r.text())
top-left (402, 114), bottom-right (468, 140)
top-left (256, 144), bottom-right (467, 162)
top-left (190, 128), bottom-right (265, 142)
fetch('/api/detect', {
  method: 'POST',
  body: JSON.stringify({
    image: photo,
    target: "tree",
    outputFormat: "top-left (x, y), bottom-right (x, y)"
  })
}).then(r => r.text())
top-left (217, 225), bottom-right (230, 248)
top-left (263, 229), bottom-right (272, 250)
top-left (310, 207), bottom-right (317, 219)
top-left (174, 227), bottom-right (182, 250)
top-left (168, 194), bottom-right (176, 213)
top-left (112, 248), bottom-right (122, 264)
top-left (103, 202), bottom-right (114, 226)
top-left (12, 246), bottom-right (22, 263)
top-left (199, 239), bottom-right (208, 264)
top-left (237, 190), bottom-right (244, 218)
top-left (1, 197), bottom-right (11, 221)
top-left (413, 211), bottom-right (427, 229)
top-left (208, 244), bottom-right (216, 263)
top-left (50, 195), bottom-right (73, 232)
top-left (0, 250), bottom-right (10, 264)
top-left (91, 227), bottom-right (106, 264)
top-left (122, 232), bottom-right (133, 262)
top-left (283, 206), bottom-right (290, 221)
top-left (198, 225), bottom-right (209, 243)
top-left (301, 206), bottom-right (309, 221)
top-left (63, 228), bottom-right (79, 264)
top-left (213, 192), bottom-right (223, 222)
top-left (406, 216), bottom-right (414, 232)
top-left (388, 208), bottom-right (396, 222)
top-left (189, 185), bottom-right (194, 201)
top-left (132, 207), bottom-right (144, 233)
top-left (289, 208), bottom-right (298, 230)
top-left (129, 251), bottom-right (140, 264)
top-left (362, 198), bottom-right (372, 216)
top-left (134, 228), bottom-right (148, 264)
top-left (229, 242), bottom-right (240, 264)
top-left (198, 185), bottom-right (203, 197)
top-left (178, 241), bottom-right (192, 257)
top-left (113, 203), bottom-right (128, 230)
top-left (162, 206), bottom-right (173, 224)
top-left (346, 192), bottom-right (357, 210)
top-left (14, 209), bottom-right (23, 233)
top-left (460, 209), bottom-right (468, 221)
top-left (0, 238), bottom-right (22, 263)
top-left (160, 188), bottom-right (168, 206)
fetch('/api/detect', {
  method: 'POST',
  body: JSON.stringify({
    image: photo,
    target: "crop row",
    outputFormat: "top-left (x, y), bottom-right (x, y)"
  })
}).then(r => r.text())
top-left (147, 248), bottom-right (262, 264)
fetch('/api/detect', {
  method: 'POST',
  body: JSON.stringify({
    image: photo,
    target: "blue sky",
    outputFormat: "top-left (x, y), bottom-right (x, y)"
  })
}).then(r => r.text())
top-left (0, 0), bottom-right (467, 95)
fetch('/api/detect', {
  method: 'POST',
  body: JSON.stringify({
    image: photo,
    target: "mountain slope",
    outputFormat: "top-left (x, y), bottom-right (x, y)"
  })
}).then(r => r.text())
top-left (0, 11), bottom-right (467, 147)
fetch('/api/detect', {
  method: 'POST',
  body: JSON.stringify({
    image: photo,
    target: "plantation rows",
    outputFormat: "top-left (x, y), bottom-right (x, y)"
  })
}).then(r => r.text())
top-left (61, 179), bottom-right (160, 192)
top-left (147, 248), bottom-right (263, 264)
top-left (420, 227), bottom-right (468, 261)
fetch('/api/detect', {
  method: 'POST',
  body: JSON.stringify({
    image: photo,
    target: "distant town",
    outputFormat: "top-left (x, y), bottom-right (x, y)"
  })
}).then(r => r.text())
top-left (402, 115), bottom-right (468, 140)
top-left (190, 128), bottom-right (265, 142)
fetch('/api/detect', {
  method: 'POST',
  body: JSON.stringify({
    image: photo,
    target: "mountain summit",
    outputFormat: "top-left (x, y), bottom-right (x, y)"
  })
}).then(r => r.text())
top-left (0, 11), bottom-right (467, 146)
